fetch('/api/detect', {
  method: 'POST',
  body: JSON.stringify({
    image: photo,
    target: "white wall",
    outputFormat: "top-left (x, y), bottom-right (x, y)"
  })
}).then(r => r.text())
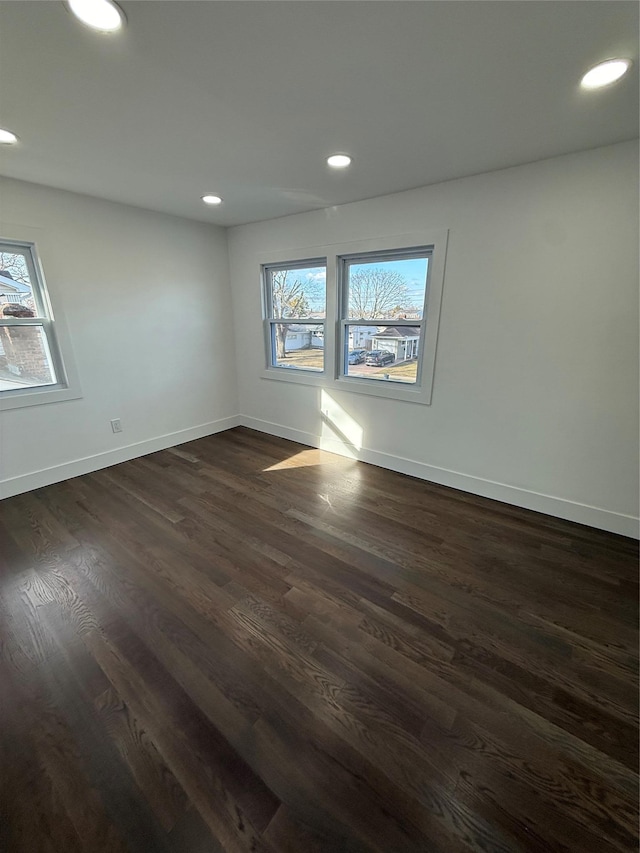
top-left (227, 141), bottom-right (639, 537)
top-left (0, 178), bottom-right (238, 497)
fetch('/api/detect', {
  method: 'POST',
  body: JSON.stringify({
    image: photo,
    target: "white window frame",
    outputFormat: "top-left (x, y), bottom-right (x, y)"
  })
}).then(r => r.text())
top-left (262, 256), bottom-right (328, 379)
top-left (0, 232), bottom-right (81, 411)
top-left (260, 230), bottom-right (448, 404)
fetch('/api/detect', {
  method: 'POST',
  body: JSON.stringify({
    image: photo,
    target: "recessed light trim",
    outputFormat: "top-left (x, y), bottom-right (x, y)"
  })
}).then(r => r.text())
top-left (327, 154), bottom-right (352, 169)
top-left (201, 194), bottom-right (223, 206)
top-left (0, 128), bottom-right (18, 145)
top-left (67, 0), bottom-right (125, 33)
top-left (581, 59), bottom-right (631, 89)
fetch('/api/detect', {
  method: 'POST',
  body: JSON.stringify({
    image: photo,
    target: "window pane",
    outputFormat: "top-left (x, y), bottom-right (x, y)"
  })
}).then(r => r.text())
top-left (269, 265), bottom-right (326, 319)
top-left (0, 249), bottom-right (35, 313)
top-left (345, 324), bottom-right (421, 384)
top-left (271, 322), bottom-right (324, 371)
top-left (0, 324), bottom-right (57, 390)
top-left (346, 256), bottom-right (428, 320)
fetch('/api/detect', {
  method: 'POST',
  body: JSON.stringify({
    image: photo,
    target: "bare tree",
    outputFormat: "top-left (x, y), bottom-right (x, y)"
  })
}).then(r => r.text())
top-left (0, 252), bottom-right (30, 284)
top-left (271, 270), bottom-right (318, 359)
top-left (348, 267), bottom-right (409, 319)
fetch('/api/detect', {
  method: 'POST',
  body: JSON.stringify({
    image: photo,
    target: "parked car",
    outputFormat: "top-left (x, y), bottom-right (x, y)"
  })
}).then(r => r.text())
top-left (348, 349), bottom-right (367, 365)
top-left (365, 350), bottom-right (394, 366)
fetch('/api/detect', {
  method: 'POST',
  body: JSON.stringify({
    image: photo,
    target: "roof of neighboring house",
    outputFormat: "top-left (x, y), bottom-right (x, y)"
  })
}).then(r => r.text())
top-left (0, 272), bottom-right (31, 293)
top-left (374, 326), bottom-right (421, 339)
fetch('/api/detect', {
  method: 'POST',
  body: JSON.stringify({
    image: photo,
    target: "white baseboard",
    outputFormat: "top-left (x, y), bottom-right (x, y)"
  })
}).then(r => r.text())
top-left (2, 411), bottom-right (637, 538)
top-left (239, 415), bottom-right (640, 539)
top-left (0, 415), bottom-right (241, 500)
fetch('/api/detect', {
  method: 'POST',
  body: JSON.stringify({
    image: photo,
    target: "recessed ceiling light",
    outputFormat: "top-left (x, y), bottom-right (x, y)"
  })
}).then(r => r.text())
top-left (581, 59), bottom-right (631, 90)
top-left (201, 194), bottom-right (223, 206)
top-left (327, 154), bottom-right (352, 169)
top-left (67, 0), bottom-right (125, 33)
top-left (0, 128), bottom-right (18, 145)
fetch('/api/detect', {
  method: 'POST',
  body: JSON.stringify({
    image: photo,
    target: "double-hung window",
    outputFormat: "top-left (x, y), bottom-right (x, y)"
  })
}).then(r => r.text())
top-left (339, 246), bottom-right (430, 386)
top-left (261, 231), bottom-right (447, 404)
top-left (263, 259), bottom-right (327, 373)
top-left (0, 237), bottom-right (79, 409)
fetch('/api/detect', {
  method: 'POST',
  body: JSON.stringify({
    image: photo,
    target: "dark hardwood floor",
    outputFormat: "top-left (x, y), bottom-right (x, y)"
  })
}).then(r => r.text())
top-left (1, 426), bottom-right (638, 852)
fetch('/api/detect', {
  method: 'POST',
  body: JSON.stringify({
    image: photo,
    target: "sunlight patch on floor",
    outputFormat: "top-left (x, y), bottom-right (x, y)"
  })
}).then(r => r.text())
top-left (263, 448), bottom-right (323, 471)
top-left (262, 391), bottom-right (364, 470)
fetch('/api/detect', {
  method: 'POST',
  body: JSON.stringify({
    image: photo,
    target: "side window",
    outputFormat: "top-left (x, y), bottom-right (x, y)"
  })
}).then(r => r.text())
top-left (0, 238), bottom-right (77, 406)
top-left (263, 260), bottom-right (327, 373)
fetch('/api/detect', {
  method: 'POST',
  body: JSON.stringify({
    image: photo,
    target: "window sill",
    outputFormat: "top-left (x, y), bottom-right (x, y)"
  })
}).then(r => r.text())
top-left (261, 367), bottom-right (432, 404)
top-left (334, 375), bottom-right (432, 404)
top-left (261, 367), bottom-right (327, 387)
top-left (0, 383), bottom-right (83, 411)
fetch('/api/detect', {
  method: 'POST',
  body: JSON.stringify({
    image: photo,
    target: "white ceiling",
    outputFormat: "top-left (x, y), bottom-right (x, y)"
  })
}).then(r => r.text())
top-left (0, 1), bottom-right (637, 226)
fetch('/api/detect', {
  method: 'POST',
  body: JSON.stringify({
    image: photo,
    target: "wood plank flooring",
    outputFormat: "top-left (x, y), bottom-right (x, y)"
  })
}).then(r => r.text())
top-left (1, 426), bottom-right (638, 852)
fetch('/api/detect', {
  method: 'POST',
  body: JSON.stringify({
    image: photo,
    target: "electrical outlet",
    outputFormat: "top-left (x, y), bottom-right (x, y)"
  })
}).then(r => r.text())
top-left (110, 418), bottom-right (123, 434)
